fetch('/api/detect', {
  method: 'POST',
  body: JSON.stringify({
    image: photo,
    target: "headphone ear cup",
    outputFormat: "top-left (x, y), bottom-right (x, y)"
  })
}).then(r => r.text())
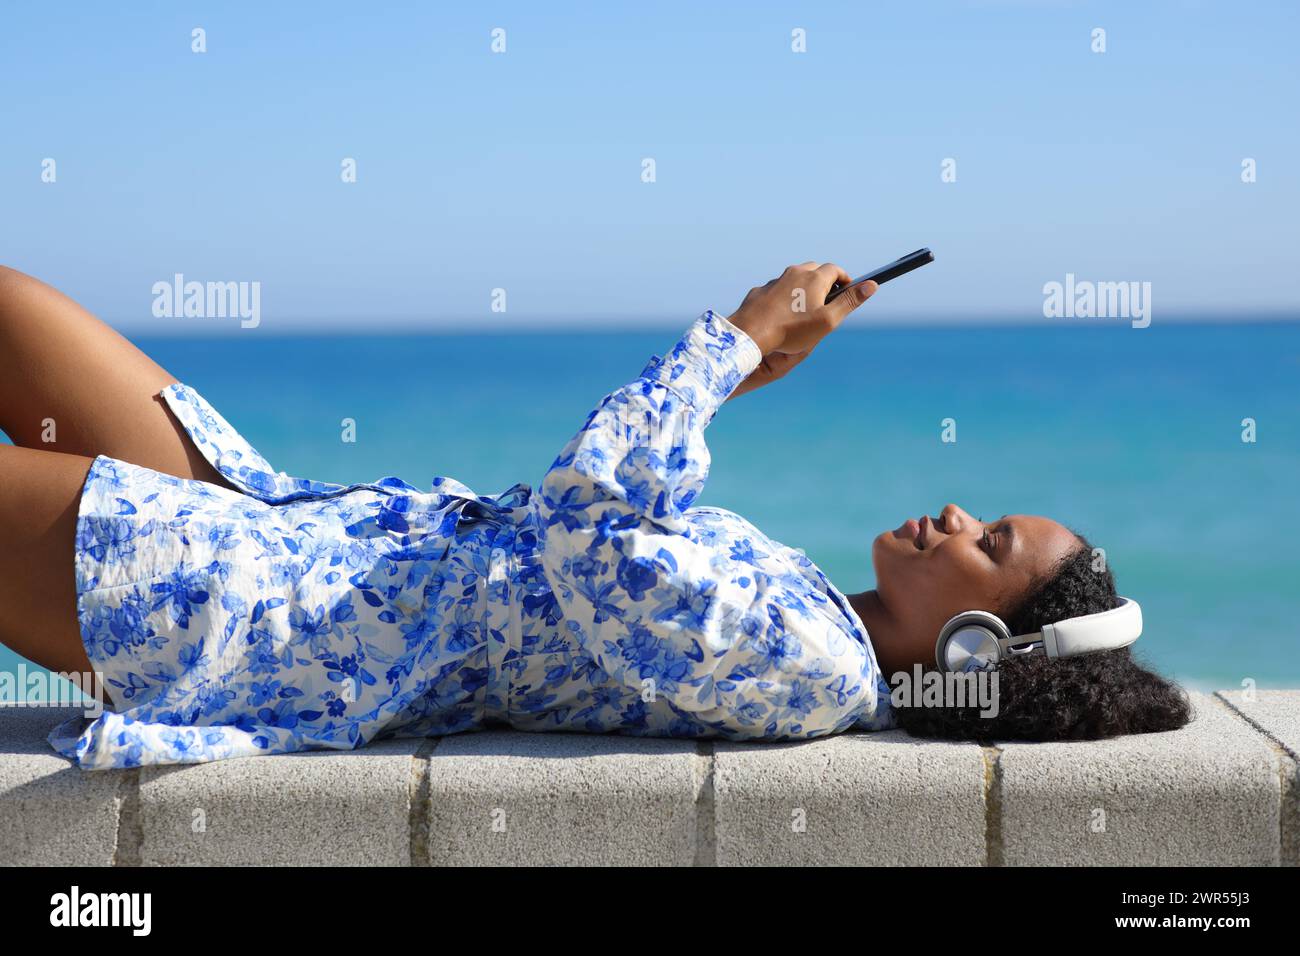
top-left (936, 611), bottom-right (1013, 673)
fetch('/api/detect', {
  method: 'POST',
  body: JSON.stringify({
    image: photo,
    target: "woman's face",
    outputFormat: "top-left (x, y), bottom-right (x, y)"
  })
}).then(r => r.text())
top-left (870, 503), bottom-right (1081, 673)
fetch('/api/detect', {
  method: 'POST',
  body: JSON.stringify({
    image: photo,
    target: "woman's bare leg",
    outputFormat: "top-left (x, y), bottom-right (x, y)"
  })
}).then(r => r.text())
top-left (0, 265), bottom-right (228, 483)
top-left (0, 443), bottom-right (98, 676)
top-left (0, 265), bottom-right (230, 702)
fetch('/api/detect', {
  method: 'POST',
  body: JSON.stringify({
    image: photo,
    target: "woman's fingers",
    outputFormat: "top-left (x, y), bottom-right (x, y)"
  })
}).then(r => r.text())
top-left (825, 277), bottom-right (879, 320)
top-left (814, 262), bottom-right (851, 286)
top-left (729, 259), bottom-right (875, 356)
top-left (811, 263), bottom-right (852, 312)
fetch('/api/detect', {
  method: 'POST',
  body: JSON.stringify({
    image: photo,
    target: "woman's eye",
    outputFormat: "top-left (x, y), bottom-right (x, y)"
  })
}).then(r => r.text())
top-left (981, 529), bottom-right (993, 552)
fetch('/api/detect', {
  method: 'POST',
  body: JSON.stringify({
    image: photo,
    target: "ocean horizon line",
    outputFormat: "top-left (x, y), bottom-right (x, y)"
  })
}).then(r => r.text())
top-left (115, 310), bottom-right (1300, 340)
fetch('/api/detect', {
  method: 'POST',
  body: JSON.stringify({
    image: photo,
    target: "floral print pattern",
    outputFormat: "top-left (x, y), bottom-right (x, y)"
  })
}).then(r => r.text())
top-left (50, 311), bottom-right (893, 769)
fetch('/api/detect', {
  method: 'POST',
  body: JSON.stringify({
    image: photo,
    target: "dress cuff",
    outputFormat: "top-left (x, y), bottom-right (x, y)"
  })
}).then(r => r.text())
top-left (639, 310), bottom-right (764, 422)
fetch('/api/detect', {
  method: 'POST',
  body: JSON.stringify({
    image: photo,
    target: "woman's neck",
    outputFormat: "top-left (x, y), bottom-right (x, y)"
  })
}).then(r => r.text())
top-left (846, 589), bottom-right (908, 677)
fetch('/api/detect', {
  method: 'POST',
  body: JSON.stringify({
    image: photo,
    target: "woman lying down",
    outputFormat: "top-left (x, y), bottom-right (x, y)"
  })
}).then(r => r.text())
top-left (0, 263), bottom-right (1190, 769)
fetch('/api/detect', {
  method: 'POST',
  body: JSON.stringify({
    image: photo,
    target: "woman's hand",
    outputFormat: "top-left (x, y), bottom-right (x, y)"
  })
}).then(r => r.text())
top-left (725, 262), bottom-right (877, 400)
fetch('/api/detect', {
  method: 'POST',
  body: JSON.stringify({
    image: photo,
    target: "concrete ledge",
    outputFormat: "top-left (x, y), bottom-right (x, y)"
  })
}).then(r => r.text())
top-left (2, 691), bottom-right (1296, 866)
top-left (0, 706), bottom-right (120, 867)
top-left (1214, 689), bottom-right (1300, 866)
top-left (998, 694), bottom-right (1281, 866)
top-left (713, 732), bottom-right (987, 866)
top-left (424, 731), bottom-right (703, 866)
top-left (137, 738), bottom-right (425, 866)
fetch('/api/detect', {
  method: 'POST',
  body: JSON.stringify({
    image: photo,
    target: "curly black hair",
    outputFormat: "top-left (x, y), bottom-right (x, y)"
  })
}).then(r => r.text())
top-left (893, 534), bottom-right (1193, 742)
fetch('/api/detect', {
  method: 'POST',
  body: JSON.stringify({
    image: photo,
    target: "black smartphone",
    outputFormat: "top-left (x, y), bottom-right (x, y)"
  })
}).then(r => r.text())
top-left (825, 247), bottom-right (934, 304)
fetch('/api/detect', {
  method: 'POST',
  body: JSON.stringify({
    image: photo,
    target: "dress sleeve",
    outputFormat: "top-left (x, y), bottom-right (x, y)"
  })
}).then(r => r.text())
top-left (534, 310), bottom-right (884, 739)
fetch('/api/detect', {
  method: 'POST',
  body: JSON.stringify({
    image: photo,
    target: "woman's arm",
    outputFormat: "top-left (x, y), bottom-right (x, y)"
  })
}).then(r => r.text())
top-left (533, 266), bottom-right (884, 738)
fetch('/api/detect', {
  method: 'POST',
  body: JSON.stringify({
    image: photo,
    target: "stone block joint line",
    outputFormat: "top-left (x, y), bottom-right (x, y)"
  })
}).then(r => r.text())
top-left (693, 741), bottom-right (717, 867)
top-left (409, 738), bottom-right (440, 868)
top-left (111, 768), bottom-right (142, 867)
top-left (981, 745), bottom-right (1004, 867)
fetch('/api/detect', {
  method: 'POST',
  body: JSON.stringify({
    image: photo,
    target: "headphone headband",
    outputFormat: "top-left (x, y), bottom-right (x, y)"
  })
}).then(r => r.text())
top-left (935, 597), bottom-right (1142, 673)
top-left (1040, 597), bottom-right (1142, 658)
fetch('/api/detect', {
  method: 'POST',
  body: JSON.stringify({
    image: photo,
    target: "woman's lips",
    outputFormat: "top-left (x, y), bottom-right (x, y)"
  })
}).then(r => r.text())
top-left (893, 518), bottom-right (922, 548)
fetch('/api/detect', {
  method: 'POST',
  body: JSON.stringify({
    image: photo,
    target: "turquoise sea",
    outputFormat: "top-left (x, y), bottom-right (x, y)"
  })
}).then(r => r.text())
top-left (2, 320), bottom-right (1297, 691)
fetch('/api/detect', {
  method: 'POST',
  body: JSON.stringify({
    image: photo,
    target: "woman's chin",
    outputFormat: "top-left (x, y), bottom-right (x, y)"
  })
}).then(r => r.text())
top-left (874, 529), bottom-right (917, 559)
top-left (870, 531), bottom-right (903, 575)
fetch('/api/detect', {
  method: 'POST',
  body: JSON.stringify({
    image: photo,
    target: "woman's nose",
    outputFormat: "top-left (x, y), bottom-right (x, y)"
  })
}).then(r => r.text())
top-left (940, 503), bottom-right (968, 532)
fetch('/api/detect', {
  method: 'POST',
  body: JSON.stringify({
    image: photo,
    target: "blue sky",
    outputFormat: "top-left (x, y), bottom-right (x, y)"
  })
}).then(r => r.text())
top-left (1, 0), bottom-right (1296, 332)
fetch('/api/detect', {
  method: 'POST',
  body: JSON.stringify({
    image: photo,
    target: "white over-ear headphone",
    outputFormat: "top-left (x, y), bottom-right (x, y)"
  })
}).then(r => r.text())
top-left (934, 597), bottom-right (1143, 674)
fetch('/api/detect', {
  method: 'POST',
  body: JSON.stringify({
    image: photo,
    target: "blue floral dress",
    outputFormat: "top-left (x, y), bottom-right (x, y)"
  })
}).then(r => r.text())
top-left (50, 311), bottom-right (894, 769)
